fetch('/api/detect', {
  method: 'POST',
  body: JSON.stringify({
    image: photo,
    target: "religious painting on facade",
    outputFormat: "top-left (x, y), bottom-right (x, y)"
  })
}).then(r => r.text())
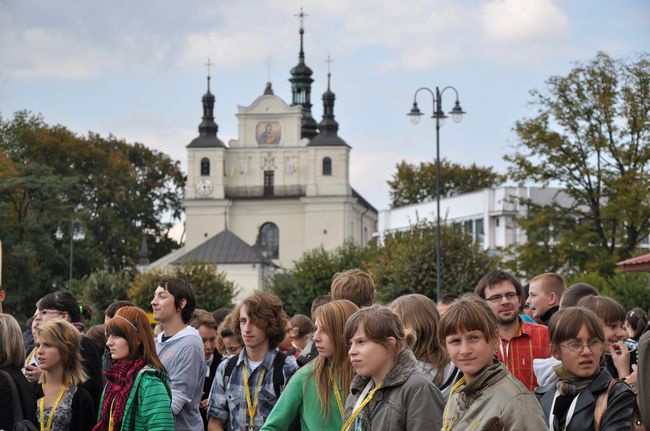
top-left (256, 121), bottom-right (281, 145)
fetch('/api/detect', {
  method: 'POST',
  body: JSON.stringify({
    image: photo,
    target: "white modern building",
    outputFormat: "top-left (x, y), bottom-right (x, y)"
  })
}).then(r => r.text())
top-left (147, 25), bottom-right (377, 301)
top-left (377, 186), bottom-right (569, 253)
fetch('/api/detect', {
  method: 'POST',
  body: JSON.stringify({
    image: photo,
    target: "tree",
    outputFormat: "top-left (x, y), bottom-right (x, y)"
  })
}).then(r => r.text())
top-left (369, 221), bottom-right (499, 302)
top-left (267, 242), bottom-right (378, 316)
top-left (74, 269), bottom-right (133, 325)
top-left (565, 271), bottom-right (650, 312)
top-left (387, 158), bottom-right (504, 208)
top-left (506, 52), bottom-right (650, 276)
top-left (127, 262), bottom-right (236, 313)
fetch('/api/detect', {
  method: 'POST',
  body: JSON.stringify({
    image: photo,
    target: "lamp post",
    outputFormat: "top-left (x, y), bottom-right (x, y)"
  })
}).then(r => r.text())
top-left (407, 86), bottom-right (465, 302)
top-left (55, 218), bottom-right (85, 287)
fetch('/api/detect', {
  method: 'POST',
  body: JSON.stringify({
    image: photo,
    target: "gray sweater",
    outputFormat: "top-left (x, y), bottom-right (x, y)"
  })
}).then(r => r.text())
top-left (156, 325), bottom-right (207, 431)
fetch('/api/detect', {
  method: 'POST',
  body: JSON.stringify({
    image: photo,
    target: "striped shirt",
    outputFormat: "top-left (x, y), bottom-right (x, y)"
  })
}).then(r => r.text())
top-left (497, 318), bottom-right (550, 391)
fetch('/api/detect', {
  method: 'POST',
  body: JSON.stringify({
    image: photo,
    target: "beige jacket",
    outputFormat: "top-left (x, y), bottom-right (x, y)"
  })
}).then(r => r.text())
top-left (443, 361), bottom-right (547, 431)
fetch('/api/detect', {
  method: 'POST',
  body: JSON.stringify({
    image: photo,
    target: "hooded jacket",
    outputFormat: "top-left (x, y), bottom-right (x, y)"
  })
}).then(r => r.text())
top-left (443, 360), bottom-right (547, 431)
top-left (155, 325), bottom-right (207, 431)
top-left (343, 349), bottom-right (444, 431)
top-left (535, 367), bottom-right (637, 431)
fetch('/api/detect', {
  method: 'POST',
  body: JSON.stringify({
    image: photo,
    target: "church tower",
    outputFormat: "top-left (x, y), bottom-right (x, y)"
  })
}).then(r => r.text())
top-left (289, 8), bottom-right (318, 140)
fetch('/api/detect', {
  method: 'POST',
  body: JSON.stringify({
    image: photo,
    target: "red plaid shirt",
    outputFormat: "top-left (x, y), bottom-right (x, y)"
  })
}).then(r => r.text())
top-left (497, 318), bottom-right (549, 391)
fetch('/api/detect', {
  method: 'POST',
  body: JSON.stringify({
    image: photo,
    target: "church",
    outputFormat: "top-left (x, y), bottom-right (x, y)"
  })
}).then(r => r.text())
top-left (147, 22), bottom-right (377, 300)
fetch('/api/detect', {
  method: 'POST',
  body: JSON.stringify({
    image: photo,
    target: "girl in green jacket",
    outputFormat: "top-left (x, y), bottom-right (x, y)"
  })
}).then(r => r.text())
top-left (261, 300), bottom-right (359, 431)
top-left (93, 306), bottom-right (173, 431)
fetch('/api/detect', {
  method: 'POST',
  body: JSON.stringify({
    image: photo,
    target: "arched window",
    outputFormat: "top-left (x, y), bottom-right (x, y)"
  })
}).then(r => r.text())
top-left (257, 222), bottom-right (279, 259)
top-left (200, 158), bottom-right (210, 176)
top-left (322, 157), bottom-right (332, 176)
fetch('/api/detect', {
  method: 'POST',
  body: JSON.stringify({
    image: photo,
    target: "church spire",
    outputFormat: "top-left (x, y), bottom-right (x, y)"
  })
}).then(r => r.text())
top-left (309, 62), bottom-right (348, 147)
top-left (289, 8), bottom-right (318, 139)
top-left (188, 59), bottom-right (225, 148)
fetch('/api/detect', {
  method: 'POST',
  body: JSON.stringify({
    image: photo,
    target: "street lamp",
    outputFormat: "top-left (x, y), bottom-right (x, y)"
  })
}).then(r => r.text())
top-left (55, 218), bottom-right (85, 287)
top-left (407, 86), bottom-right (465, 302)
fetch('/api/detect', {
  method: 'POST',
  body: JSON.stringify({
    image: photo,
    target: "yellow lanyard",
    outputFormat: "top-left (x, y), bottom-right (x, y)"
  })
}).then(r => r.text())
top-left (329, 370), bottom-right (345, 418)
top-left (27, 347), bottom-right (37, 365)
top-left (441, 376), bottom-right (466, 431)
top-left (108, 398), bottom-right (116, 431)
top-left (242, 362), bottom-right (267, 431)
top-left (40, 384), bottom-right (67, 431)
top-left (340, 382), bottom-right (382, 431)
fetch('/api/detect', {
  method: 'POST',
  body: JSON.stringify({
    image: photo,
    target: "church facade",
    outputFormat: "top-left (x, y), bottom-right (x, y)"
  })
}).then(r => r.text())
top-left (148, 24), bottom-right (377, 300)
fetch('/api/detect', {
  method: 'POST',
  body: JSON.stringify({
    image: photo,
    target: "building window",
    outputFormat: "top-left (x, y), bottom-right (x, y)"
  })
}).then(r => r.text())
top-left (475, 218), bottom-right (485, 245)
top-left (200, 158), bottom-right (210, 176)
top-left (257, 222), bottom-right (279, 259)
top-left (322, 157), bottom-right (332, 176)
top-left (264, 170), bottom-right (274, 196)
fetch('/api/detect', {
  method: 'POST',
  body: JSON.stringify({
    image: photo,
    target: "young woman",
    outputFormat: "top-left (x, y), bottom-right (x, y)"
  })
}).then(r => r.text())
top-left (578, 295), bottom-right (638, 383)
top-left (34, 319), bottom-right (96, 431)
top-left (626, 307), bottom-right (648, 342)
top-left (288, 314), bottom-right (315, 357)
top-left (25, 291), bottom-right (103, 407)
top-left (93, 306), bottom-right (173, 431)
top-left (261, 300), bottom-right (358, 431)
top-left (391, 294), bottom-right (461, 400)
top-left (0, 313), bottom-right (38, 429)
top-left (439, 295), bottom-right (546, 431)
top-left (535, 307), bottom-right (637, 430)
top-left (342, 305), bottom-right (443, 431)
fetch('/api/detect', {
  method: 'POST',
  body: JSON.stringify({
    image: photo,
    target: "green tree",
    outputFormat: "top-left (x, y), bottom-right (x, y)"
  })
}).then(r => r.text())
top-left (370, 221), bottom-right (499, 302)
top-left (387, 158), bottom-right (504, 208)
top-left (566, 271), bottom-right (650, 312)
top-left (127, 262), bottom-right (236, 313)
top-left (268, 242), bottom-right (378, 316)
top-left (74, 269), bottom-right (133, 325)
top-left (506, 52), bottom-right (650, 277)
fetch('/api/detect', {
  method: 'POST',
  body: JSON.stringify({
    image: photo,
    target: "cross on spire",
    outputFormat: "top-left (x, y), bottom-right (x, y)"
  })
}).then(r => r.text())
top-left (204, 58), bottom-right (214, 91)
top-left (325, 55), bottom-right (334, 88)
top-left (294, 6), bottom-right (308, 28)
top-left (265, 54), bottom-right (273, 82)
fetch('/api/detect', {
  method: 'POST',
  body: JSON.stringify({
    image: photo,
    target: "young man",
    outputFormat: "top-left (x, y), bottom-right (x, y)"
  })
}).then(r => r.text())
top-left (475, 270), bottom-right (550, 391)
top-left (207, 292), bottom-right (298, 431)
top-left (525, 272), bottom-right (565, 325)
top-left (152, 278), bottom-right (206, 431)
top-left (330, 268), bottom-right (375, 308)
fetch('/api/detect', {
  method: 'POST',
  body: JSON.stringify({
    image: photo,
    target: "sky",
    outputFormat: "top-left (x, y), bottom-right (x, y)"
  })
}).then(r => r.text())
top-left (1, 0), bottom-right (649, 223)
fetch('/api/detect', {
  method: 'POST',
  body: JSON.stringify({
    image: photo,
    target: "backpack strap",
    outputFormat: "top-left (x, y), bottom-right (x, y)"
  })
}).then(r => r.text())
top-left (222, 355), bottom-right (239, 390)
top-left (272, 351), bottom-right (287, 396)
top-left (0, 369), bottom-right (26, 423)
top-left (594, 379), bottom-right (618, 431)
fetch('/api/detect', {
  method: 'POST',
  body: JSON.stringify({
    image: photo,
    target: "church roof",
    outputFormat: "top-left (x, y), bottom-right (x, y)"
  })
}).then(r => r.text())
top-left (172, 230), bottom-right (276, 266)
top-left (352, 188), bottom-right (378, 214)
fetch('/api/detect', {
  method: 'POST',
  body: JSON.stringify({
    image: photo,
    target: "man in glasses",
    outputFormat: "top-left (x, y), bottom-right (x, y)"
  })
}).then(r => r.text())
top-left (475, 270), bottom-right (550, 391)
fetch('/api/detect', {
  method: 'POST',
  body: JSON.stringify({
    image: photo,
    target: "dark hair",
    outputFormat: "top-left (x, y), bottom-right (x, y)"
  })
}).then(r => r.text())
top-left (439, 293), bottom-right (460, 305)
top-left (626, 307), bottom-right (648, 340)
top-left (560, 283), bottom-right (598, 308)
top-left (548, 307), bottom-right (605, 346)
top-left (85, 324), bottom-right (106, 352)
top-left (311, 295), bottom-right (332, 319)
top-left (233, 292), bottom-right (287, 349)
top-left (38, 291), bottom-right (81, 322)
top-left (105, 300), bottom-right (135, 319)
top-left (289, 314), bottom-right (315, 338)
top-left (474, 270), bottom-right (522, 299)
top-left (344, 305), bottom-right (407, 356)
top-left (331, 269), bottom-right (375, 308)
top-left (578, 295), bottom-right (626, 326)
top-left (211, 307), bottom-right (232, 327)
top-left (438, 294), bottom-right (499, 347)
top-left (158, 278), bottom-right (195, 323)
top-left (190, 309), bottom-right (218, 331)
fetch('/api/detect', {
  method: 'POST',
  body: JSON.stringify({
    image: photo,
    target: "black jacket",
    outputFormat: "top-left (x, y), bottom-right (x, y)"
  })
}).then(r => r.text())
top-left (35, 384), bottom-right (96, 431)
top-left (0, 365), bottom-right (38, 429)
top-left (535, 368), bottom-right (636, 431)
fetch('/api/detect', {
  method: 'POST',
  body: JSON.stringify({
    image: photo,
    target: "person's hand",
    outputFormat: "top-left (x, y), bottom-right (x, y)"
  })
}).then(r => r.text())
top-left (200, 398), bottom-right (209, 411)
top-left (24, 364), bottom-right (42, 383)
top-left (608, 341), bottom-right (630, 377)
top-left (625, 364), bottom-right (638, 386)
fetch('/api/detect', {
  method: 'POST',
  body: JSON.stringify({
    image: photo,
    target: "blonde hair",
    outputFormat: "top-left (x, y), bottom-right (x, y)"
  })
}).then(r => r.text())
top-left (0, 314), bottom-right (25, 367)
top-left (530, 273), bottom-right (566, 298)
top-left (391, 294), bottom-right (449, 386)
top-left (312, 300), bottom-right (359, 420)
top-left (35, 319), bottom-right (87, 386)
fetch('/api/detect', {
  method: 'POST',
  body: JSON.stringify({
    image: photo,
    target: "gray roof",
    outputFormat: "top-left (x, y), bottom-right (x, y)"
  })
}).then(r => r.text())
top-left (172, 230), bottom-right (275, 266)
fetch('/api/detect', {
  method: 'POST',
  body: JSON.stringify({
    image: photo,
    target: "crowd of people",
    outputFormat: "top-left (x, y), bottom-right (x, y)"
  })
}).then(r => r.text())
top-left (0, 268), bottom-right (649, 430)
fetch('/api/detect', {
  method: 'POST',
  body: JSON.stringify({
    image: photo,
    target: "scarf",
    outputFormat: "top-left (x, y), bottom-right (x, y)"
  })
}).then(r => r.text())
top-left (93, 358), bottom-right (146, 431)
top-left (457, 359), bottom-right (507, 410)
top-left (553, 364), bottom-right (599, 396)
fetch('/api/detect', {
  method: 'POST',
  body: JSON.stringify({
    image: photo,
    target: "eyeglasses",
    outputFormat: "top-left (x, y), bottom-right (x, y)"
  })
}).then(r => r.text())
top-left (560, 339), bottom-right (604, 353)
top-left (485, 292), bottom-right (519, 303)
top-left (224, 346), bottom-right (241, 355)
top-left (39, 309), bottom-right (64, 318)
